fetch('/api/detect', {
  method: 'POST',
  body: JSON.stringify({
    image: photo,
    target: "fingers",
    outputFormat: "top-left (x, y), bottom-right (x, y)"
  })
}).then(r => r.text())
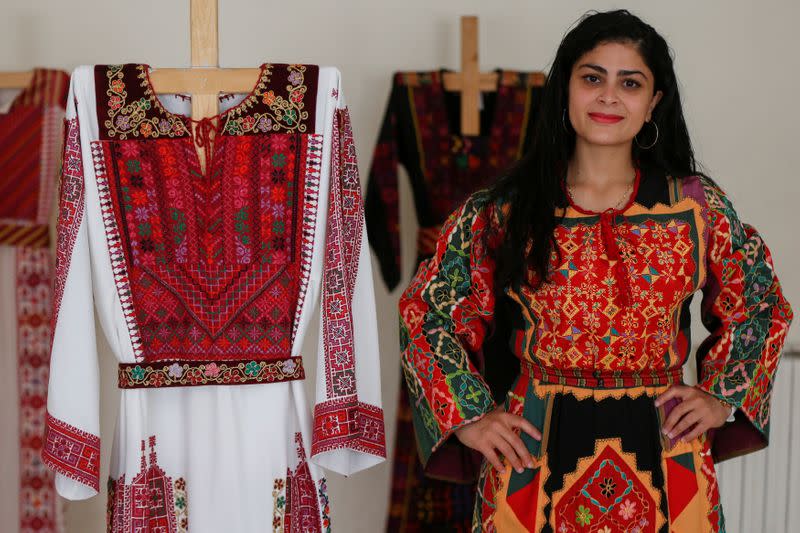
top-left (506, 414), bottom-right (542, 442)
top-left (493, 435), bottom-right (525, 473)
top-left (500, 425), bottom-right (535, 469)
top-left (669, 409), bottom-right (701, 440)
top-left (654, 384), bottom-right (691, 407)
top-left (661, 396), bottom-right (695, 436)
top-left (682, 421), bottom-right (710, 443)
top-left (481, 446), bottom-right (506, 473)
top-left (478, 412), bottom-right (541, 473)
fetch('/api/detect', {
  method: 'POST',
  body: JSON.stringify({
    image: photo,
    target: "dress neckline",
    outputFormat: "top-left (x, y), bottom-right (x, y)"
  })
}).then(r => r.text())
top-left (140, 63), bottom-right (269, 125)
top-left (564, 167), bottom-right (642, 216)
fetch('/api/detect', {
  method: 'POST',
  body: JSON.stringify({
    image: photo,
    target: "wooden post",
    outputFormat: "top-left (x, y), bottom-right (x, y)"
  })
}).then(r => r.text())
top-left (441, 16), bottom-right (499, 136)
top-left (459, 16), bottom-right (480, 136)
top-left (190, 0), bottom-right (219, 121)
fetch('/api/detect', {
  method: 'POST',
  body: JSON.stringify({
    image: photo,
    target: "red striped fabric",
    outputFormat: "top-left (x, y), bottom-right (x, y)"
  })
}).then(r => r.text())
top-left (0, 222), bottom-right (49, 248)
top-left (0, 106), bottom-right (44, 221)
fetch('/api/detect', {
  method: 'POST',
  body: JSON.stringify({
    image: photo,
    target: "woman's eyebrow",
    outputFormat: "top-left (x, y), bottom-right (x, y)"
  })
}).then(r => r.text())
top-left (578, 64), bottom-right (648, 79)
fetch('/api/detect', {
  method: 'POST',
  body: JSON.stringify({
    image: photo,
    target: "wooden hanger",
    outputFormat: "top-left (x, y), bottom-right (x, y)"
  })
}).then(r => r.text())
top-left (441, 16), bottom-right (499, 136)
top-left (0, 71), bottom-right (34, 89)
top-left (147, 0), bottom-right (261, 171)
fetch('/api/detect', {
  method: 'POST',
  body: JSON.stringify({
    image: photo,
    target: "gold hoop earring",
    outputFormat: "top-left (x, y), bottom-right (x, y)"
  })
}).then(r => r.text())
top-left (635, 121), bottom-right (659, 149)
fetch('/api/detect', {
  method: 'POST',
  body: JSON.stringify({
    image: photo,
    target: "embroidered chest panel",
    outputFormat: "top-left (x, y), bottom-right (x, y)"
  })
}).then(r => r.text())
top-left (95, 63), bottom-right (318, 140)
top-left (92, 64), bottom-right (323, 366)
top-left (513, 200), bottom-right (707, 372)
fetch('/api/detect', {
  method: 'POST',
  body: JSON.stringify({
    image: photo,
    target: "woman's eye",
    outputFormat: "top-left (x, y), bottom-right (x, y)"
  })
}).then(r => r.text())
top-left (623, 79), bottom-right (641, 89)
top-left (584, 75), bottom-right (600, 83)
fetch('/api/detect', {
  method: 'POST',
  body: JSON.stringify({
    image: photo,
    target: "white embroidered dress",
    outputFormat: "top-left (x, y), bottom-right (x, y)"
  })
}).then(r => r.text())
top-left (43, 63), bottom-right (385, 533)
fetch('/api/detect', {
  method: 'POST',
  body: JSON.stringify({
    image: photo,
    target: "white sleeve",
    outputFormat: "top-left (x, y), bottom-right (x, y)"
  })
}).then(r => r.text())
top-left (310, 84), bottom-right (386, 475)
top-left (41, 75), bottom-right (101, 500)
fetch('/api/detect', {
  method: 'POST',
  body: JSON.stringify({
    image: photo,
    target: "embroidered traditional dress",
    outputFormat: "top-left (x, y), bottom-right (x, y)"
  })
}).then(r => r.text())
top-left (365, 70), bottom-right (545, 532)
top-left (42, 64), bottom-right (386, 533)
top-left (399, 169), bottom-right (793, 533)
top-left (0, 68), bottom-right (69, 533)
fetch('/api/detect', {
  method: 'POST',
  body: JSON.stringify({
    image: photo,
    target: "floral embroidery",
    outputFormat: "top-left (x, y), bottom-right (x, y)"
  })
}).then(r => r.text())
top-left (619, 499), bottom-right (637, 520)
top-left (102, 65), bottom-right (189, 140)
top-left (273, 477), bottom-right (287, 532)
top-left (552, 440), bottom-right (664, 532)
top-left (318, 478), bottom-right (332, 533)
top-left (575, 505), bottom-right (593, 526)
top-left (223, 65), bottom-right (310, 135)
top-left (118, 357), bottom-right (304, 389)
top-left (174, 477), bottom-right (189, 532)
top-left (599, 477), bottom-right (616, 497)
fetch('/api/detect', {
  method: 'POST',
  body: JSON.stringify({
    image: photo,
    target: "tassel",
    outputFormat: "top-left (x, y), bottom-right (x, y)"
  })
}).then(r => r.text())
top-left (600, 210), bottom-right (631, 306)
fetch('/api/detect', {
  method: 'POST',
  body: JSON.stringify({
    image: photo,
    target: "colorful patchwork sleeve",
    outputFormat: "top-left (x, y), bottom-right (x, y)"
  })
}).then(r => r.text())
top-left (364, 80), bottom-right (403, 290)
top-left (310, 88), bottom-right (387, 475)
top-left (399, 192), bottom-right (498, 466)
top-left (696, 176), bottom-right (793, 461)
top-left (41, 79), bottom-right (102, 498)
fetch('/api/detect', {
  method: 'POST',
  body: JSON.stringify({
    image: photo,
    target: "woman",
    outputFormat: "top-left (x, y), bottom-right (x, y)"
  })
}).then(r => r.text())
top-left (399, 10), bottom-right (793, 533)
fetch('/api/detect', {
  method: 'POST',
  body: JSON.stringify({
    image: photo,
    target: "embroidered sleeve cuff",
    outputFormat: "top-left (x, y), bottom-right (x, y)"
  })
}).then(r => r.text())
top-left (41, 412), bottom-right (101, 496)
top-left (311, 397), bottom-right (386, 475)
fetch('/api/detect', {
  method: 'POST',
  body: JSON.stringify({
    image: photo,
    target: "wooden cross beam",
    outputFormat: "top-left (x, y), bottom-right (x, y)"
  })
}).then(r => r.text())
top-left (0, 71), bottom-right (34, 89)
top-left (442, 16), bottom-right (499, 136)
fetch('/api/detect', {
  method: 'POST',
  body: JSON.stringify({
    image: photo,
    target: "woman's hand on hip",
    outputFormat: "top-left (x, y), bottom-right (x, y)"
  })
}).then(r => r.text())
top-left (454, 406), bottom-right (541, 474)
top-left (655, 385), bottom-right (732, 443)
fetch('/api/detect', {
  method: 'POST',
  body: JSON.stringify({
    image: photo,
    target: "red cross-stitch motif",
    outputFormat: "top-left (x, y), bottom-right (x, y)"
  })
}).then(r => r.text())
top-left (42, 413), bottom-right (101, 491)
top-left (52, 116), bottom-right (84, 332)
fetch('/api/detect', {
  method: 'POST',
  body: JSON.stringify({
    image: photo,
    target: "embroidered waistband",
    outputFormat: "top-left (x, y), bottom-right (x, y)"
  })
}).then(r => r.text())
top-left (0, 222), bottom-right (49, 248)
top-left (521, 361), bottom-right (682, 389)
top-left (417, 225), bottom-right (442, 257)
top-left (118, 356), bottom-right (304, 389)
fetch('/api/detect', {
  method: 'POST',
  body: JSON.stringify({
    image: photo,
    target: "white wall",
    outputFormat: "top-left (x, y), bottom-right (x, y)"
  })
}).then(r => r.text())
top-left (2, 1), bottom-right (798, 531)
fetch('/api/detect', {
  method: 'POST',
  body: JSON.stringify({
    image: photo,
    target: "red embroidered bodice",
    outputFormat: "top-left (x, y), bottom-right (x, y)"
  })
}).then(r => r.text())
top-left (93, 64), bottom-right (321, 386)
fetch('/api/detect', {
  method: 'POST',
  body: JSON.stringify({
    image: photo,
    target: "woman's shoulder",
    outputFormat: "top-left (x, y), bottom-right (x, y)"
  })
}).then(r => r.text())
top-left (673, 173), bottom-right (733, 208)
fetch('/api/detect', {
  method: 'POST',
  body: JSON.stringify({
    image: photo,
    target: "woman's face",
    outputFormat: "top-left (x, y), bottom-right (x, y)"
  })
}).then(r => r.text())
top-left (567, 41), bottom-right (663, 148)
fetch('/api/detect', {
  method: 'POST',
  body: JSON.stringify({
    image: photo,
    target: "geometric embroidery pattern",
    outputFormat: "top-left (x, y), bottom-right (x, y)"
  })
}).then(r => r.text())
top-left (16, 247), bottom-right (58, 532)
top-left (41, 412), bottom-right (101, 492)
top-left (312, 107), bottom-right (385, 459)
top-left (320, 107), bottom-right (362, 399)
top-left (272, 433), bottom-right (324, 533)
top-left (91, 140), bottom-right (144, 360)
top-left (52, 116), bottom-right (84, 333)
top-left (311, 398), bottom-right (386, 458)
top-left (106, 436), bottom-right (186, 533)
top-left (99, 131), bottom-right (307, 367)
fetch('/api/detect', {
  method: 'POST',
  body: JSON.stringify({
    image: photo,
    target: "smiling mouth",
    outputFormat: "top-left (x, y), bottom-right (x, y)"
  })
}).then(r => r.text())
top-left (588, 113), bottom-right (624, 124)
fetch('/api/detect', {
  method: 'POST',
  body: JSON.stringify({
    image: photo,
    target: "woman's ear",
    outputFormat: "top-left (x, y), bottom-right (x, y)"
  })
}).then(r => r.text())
top-left (647, 90), bottom-right (664, 122)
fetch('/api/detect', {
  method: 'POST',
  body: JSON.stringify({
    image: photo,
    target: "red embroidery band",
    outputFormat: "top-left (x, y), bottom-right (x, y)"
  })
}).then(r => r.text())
top-left (41, 412), bottom-right (100, 492)
top-left (118, 356), bottom-right (304, 389)
top-left (321, 108), bottom-right (364, 400)
top-left (52, 116), bottom-right (84, 332)
top-left (311, 397), bottom-right (386, 458)
top-left (521, 361), bottom-right (684, 389)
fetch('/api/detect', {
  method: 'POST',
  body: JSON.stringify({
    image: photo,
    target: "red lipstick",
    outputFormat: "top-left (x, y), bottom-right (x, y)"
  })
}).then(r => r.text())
top-left (588, 112), bottom-right (624, 124)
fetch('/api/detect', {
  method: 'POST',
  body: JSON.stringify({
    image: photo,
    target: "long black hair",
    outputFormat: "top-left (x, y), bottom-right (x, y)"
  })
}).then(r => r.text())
top-left (490, 9), bottom-right (699, 291)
